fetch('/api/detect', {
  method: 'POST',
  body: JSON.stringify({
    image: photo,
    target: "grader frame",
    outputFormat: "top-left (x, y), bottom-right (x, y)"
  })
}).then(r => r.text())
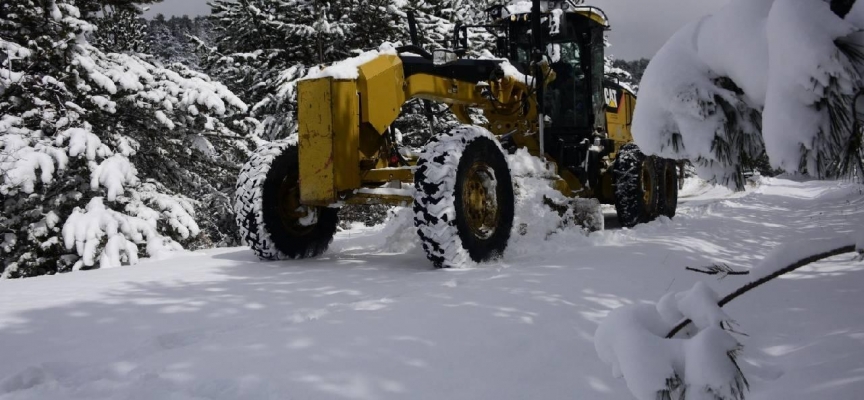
top-left (295, 5), bottom-right (637, 209)
top-left (235, 0), bottom-right (679, 266)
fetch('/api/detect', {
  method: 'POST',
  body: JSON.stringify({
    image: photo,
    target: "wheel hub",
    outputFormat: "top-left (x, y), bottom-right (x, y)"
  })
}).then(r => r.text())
top-left (277, 175), bottom-right (318, 236)
top-left (462, 162), bottom-right (499, 240)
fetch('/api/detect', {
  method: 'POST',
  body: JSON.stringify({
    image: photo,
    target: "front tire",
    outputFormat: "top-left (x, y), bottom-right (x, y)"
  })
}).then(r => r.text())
top-left (613, 143), bottom-right (659, 228)
top-left (413, 126), bottom-right (515, 268)
top-left (234, 141), bottom-right (339, 260)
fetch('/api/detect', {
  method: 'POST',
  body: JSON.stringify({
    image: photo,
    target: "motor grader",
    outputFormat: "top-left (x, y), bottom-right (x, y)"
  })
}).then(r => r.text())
top-left (234, 0), bottom-right (679, 268)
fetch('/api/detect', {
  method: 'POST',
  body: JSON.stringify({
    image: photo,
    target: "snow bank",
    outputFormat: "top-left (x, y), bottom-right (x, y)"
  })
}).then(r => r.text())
top-left (595, 304), bottom-right (682, 398)
top-left (633, 0), bottom-right (864, 185)
top-left (751, 234), bottom-right (863, 279)
top-left (507, 148), bottom-right (602, 251)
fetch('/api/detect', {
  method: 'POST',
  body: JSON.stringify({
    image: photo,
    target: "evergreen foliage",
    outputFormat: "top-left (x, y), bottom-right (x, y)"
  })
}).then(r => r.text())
top-left (1, 0), bottom-right (252, 277)
top-left (200, 0), bottom-right (402, 140)
top-left (90, 7), bottom-right (150, 53)
top-left (610, 58), bottom-right (649, 90)
top-left (634, 0), bottom-right (864, 187)
top-left (147, 14), bottom-right (214, 68)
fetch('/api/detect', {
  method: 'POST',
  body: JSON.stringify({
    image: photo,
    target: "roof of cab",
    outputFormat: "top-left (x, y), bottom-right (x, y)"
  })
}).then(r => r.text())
top-left (487, 1), bottom-right (610, 29)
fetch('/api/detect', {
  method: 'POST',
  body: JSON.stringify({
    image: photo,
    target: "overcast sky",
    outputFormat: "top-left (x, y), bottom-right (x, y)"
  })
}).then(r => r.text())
top-left (144, 0), bottom-right (729, 60)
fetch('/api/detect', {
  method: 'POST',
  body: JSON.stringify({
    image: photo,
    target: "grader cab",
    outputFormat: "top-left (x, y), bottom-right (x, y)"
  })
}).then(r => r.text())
top-left (234, 0), bottom-right (680, 267)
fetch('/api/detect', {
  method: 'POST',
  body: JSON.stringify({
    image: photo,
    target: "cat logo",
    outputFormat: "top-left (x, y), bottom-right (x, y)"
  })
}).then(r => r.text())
top-left (604, 87), bottom-right (619, 110)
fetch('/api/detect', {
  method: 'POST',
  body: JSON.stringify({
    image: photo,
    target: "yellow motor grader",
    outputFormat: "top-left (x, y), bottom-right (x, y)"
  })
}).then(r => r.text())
top-left (234, 0), bottom-right (679, 267)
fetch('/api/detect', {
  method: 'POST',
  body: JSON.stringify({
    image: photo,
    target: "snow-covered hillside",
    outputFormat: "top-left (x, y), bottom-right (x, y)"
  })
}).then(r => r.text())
top-left (1, 178), bottom-right (863, 400)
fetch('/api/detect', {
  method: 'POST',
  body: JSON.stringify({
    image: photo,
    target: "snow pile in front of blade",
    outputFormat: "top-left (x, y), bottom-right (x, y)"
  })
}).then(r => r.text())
top-left (505, 148), bottom-right (601, 256)
top-left (595, 281), bottom-right (747, 400)
top-left (633, 0), bottom-right (862, 185)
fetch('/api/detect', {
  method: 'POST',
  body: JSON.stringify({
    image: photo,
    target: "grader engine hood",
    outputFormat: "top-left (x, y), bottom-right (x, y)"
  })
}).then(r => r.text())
top-left (296, 50), bottom-right (514, 207)
top-left (297, 53), bottom-right (406, 206)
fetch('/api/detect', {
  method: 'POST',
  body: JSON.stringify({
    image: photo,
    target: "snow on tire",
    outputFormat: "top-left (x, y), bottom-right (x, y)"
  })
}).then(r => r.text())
top-left (234, 139), bottom-right (338, 260)
top-left (413, 125), bottom-right (515, 268)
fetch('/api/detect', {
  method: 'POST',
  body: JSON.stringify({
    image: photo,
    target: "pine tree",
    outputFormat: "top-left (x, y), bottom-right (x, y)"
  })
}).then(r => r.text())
top-left (90, 7), bottom-right (150, 53)
top-left (1, 0), bottom-right (252, 278)
top-left (633, 0), bottom-right (864, 188)
top-left (605, 55), bottom-right (636, 93)
top-left (148, 15), bottom-right (186, 63)
top-left (202, 0), bottom-right (401, 140)
top-left (147, 15), bottom-right (214, 69)
top-left (610, 58), bottom-right (649, 90)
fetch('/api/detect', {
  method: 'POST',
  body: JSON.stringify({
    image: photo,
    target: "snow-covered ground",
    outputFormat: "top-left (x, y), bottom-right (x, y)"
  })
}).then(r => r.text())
top-left (1, 177), bottom-right (863, 400)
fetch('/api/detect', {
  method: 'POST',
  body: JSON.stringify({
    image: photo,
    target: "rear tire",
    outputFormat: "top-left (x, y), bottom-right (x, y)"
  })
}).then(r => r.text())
top-left (613, 143), bottom-right (659, 228)
top-left (234, 141), bottom-right (339, 260)
top-left (657, 159), bottom-right (678, 218)
top-left (413, 126), bottom-right (515, 268)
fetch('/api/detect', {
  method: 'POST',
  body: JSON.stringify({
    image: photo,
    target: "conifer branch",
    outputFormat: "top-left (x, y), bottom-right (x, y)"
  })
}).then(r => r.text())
top-left (685, 263), bottom-right (750, 278)
top-left (666, 244), bottom-right (858, 339)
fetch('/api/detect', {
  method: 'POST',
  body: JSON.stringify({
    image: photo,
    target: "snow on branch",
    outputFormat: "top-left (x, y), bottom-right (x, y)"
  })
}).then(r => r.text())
top-left (666, 235), bottom-right (864, 339)
top-left (596, 279), bottom-right (748, 400)
top-left (1, 0), bottom-right (250, 277)
top-left (0, 134), bottom-right (67, 195)
top-left (0, 39), bottom-right (31, 92)
top-left (56, 127), bottom-right (111, 161)
top-left (131, 183), bottom-right (201, 240)
top-left (90, 155), bottom-right (138, 202)
top-left (597, 233), bottom-right (864, 400)
top-left (61, 197), bottom-right (184, 270)
top-left (633, 0), bottom-right (864, 187)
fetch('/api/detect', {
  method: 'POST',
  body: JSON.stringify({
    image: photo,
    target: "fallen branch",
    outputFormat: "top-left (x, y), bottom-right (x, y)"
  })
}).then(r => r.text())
top-left (685, 264), bottom-right (750, 277)
top-left (666, 244), bottom-right (857, 339)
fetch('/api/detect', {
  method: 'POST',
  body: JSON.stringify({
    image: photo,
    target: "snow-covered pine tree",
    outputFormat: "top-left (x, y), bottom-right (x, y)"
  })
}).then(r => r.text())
top-left (611, 58), bottom-right (650, 89)
top-left (1, 0), bottom-right (252, 278)
top-left (202, 0), bottom-right (401, 141)
top-left (604, 54), bottom-right (636, 93)
top-left (148, 14), bottom-right (186, 63)
top-left (89, 6), bottom-right (150, 54)
top-left (633, 0), bottom-right (864, 188)
top-left (386, 0), bottom-right (508, 148)
top-left (148, 15), bottom-right (214, 68)
top-left (397, 0), bottom-right (466, 49)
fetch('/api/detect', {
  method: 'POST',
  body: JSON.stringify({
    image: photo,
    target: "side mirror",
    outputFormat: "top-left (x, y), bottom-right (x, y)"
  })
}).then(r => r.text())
top-left (433, 49), bottom-right (458, 66)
